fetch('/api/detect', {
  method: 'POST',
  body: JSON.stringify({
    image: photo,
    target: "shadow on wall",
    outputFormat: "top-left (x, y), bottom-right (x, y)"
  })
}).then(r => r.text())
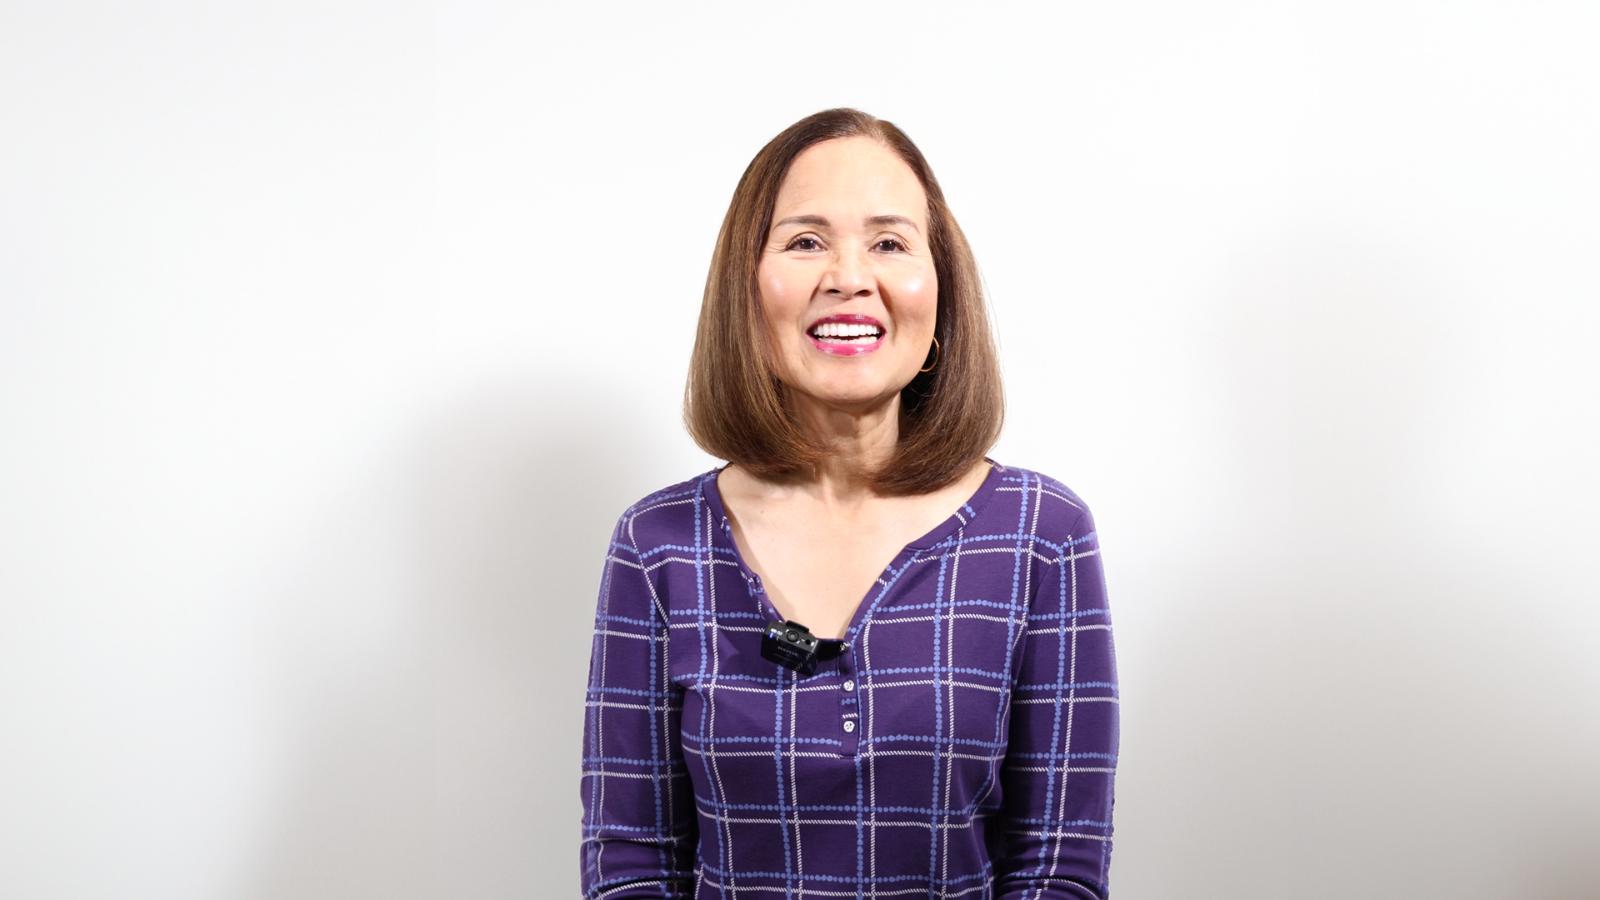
top-left (232, 372), bottom-right (653, 899)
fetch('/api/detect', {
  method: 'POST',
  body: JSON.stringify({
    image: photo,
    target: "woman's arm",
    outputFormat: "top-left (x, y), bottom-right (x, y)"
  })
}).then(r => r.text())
top-left (579, 509), bottom-right (697, 899)
top-left (993, 503), bottom-right (1121, 899)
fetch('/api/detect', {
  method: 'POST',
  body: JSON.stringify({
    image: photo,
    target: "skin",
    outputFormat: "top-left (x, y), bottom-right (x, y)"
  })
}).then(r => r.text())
top-left (753, 134), bottom-right (942, 509)
top-left (717, 136), bottom-right (992, 638)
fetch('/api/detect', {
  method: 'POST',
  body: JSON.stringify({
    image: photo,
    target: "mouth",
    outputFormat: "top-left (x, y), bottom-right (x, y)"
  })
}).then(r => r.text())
top-left (806, 323), bottom-right (886, 356)
top-left (805, 313), bottom-right (886, 352)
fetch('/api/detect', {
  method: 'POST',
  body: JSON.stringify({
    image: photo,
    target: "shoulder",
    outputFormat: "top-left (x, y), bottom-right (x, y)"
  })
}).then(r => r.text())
top-left (607, 466), bottom-right (719, 554)
top-left (993, 460), bottom-right (1100, 554)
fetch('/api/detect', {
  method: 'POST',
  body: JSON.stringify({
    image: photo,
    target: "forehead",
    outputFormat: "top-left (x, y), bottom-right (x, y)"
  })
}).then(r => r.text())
top-left (771, 137), bottom-right (928, 228)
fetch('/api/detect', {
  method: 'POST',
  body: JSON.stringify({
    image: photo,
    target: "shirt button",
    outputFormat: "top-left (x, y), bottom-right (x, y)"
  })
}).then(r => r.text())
top-left (842, 680), bottom-right (855, 692)
top-left (842, 720), bottom-right (856, 733)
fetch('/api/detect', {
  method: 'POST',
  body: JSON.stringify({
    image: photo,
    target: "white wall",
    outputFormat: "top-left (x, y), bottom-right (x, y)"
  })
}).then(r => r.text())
top-left (3, 2), bottom-right (1596, 898)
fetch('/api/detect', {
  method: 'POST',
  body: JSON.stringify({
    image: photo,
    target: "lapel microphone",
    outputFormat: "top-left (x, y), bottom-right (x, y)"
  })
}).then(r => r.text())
top-left (761, 619), bottom-right (846, 675)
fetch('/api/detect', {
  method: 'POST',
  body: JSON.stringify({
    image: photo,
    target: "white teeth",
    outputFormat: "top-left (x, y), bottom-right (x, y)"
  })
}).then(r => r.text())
top-left (810, 322), bottom-right (883, 338)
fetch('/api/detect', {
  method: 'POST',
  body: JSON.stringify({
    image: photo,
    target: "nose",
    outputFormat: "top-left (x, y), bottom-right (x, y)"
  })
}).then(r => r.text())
top-left (819, 244), bottom-right (874, 298)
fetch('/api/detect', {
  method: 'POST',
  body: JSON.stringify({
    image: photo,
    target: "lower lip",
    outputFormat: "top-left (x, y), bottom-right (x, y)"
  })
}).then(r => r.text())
top-left (807, 333), bottom-right (885, 356)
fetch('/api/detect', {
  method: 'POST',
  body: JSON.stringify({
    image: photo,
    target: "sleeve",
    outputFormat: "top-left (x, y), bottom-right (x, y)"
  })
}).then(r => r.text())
top-left (993, 503), bottom-right (1121, 899)
top-left (579, 509), bottom-right (698, 899)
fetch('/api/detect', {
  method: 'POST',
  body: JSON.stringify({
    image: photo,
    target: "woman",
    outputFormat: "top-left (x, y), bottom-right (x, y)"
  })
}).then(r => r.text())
top-left (579, 108), bottom-right (1120, 899)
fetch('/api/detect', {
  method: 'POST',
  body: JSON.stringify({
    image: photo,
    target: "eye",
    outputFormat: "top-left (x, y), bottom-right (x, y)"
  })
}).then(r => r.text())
top-left (782, 235), bottom-right (909, 253)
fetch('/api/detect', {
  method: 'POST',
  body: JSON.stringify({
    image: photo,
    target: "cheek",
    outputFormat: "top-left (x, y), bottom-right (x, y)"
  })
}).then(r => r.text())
top-left (895, 267), bottom-right (937, 304)
top-left (895, 271), bottom-right (939, 327)
top-left (755, 263), bottom-right (802, 367)
top-left (757, 260), bottom-right (804, 309)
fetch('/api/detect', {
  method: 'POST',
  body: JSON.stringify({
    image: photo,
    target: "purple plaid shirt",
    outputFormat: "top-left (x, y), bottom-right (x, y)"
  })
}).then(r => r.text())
top-left (579, 457), bottom-right (1120, 898)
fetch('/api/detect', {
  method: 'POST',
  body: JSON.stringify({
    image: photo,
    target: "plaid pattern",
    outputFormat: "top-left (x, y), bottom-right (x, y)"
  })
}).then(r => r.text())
top-left (580, 458), bottom-right (1119, 899)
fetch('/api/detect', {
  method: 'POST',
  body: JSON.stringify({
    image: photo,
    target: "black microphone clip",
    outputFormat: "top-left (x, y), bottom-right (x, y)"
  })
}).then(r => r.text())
top-left (761, 619), bottom-right (819, 675)
top-left (761, 619), bottom-right (847, 676)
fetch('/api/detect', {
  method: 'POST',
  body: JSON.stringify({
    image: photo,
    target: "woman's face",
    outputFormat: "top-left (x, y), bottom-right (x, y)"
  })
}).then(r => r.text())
top-left (758, 136), bottom-right (938, 416)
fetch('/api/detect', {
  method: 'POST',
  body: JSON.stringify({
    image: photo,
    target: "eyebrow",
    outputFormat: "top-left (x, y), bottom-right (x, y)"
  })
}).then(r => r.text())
top-left (771, 214), bottom-right (922, 235)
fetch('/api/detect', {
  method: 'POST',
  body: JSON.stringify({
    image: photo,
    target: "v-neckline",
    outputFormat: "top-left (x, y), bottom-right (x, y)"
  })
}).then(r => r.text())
top-left (702, 456), bottom-right (1005, 645)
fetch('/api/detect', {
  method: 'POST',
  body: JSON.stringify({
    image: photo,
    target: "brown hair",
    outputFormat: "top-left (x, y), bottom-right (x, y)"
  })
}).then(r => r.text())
top-left (681, 107), bottom-right (1005, 496)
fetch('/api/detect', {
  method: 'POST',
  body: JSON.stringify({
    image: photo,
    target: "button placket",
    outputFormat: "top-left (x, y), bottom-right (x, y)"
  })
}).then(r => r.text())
top-left (837, 641), bottom-right (860, 755)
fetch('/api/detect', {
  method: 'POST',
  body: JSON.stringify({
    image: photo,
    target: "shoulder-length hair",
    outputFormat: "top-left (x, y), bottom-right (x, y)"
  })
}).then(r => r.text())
top-left (682, 107), bottom-right (1005, 497)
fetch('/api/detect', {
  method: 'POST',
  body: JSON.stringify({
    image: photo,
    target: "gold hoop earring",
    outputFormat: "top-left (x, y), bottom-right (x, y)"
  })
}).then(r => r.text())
top-left (919, 335), bottom-right (940, 373)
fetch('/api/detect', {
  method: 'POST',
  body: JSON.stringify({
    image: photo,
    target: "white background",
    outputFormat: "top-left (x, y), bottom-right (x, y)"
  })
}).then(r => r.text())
top-left (3, 2), bottom-right (1597, 898)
